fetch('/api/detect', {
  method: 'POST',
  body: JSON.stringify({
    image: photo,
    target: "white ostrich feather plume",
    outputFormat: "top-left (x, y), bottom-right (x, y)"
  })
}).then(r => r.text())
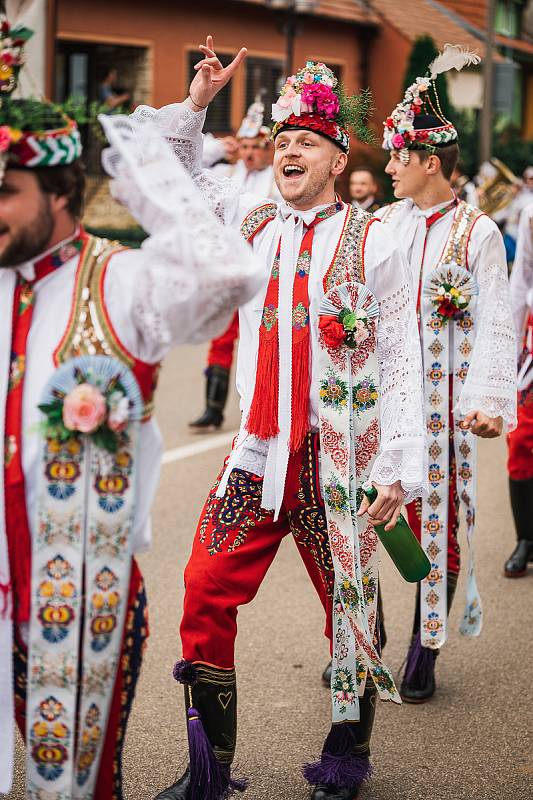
top-left (6, 0), bottom-right (35, 23)
top-left (428, 44), bottom-right (481, 80)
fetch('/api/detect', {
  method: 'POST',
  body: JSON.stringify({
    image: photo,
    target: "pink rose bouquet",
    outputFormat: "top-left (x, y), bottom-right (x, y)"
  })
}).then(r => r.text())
top-left (63, 383), bottom-right (106, 433)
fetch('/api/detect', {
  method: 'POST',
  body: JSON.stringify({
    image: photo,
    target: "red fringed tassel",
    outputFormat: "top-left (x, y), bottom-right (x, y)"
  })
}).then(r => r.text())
top-left (289, 334), bottom-right (311, 452)
top-left (246, 337), bottom-right (280, 441)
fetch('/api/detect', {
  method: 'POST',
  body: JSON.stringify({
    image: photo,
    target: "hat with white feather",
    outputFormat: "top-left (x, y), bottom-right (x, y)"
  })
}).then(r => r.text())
top-left (383, 44), bottom-right (481, 164)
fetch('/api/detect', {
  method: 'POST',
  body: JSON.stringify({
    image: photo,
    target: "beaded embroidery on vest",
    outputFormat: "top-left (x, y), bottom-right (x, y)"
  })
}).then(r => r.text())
top-left (441, 201), bottom-right (483, 267)
top-left (323, 205), bottom-right (373, 291)
top-left (240, 203), bottom-right (278, 242)
top-left (53, 235), bottom-right (160, 421)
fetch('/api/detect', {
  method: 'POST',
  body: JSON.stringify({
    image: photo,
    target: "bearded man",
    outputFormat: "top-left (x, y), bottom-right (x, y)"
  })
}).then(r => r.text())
top-left (142, 37), bottom-right (427, 800)
top-left (0, 22), bottom-right (261, 799)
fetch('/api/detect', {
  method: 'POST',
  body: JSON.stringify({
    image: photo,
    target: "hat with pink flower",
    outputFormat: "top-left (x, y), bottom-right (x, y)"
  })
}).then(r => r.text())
top-left (271, 61), bottom-right (373, 154)
top-left (383, 44), bottom-right (480, 163)
top-left (0, 18), bottom-right (82, 185)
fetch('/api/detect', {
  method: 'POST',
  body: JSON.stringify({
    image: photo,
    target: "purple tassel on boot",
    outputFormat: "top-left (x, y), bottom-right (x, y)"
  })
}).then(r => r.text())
top-left (404, 635), bottom-right (436, 686)
top-left (173, 659), bottom-right (199, 686)
top-left (187, 708), bottom-right (247, 799)
top-left (303, 723), bottom-right (372, 790)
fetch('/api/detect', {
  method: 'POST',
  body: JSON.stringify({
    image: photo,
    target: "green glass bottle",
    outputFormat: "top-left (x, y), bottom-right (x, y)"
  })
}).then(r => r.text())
top-left (363, 487), bottom-right (431, 583)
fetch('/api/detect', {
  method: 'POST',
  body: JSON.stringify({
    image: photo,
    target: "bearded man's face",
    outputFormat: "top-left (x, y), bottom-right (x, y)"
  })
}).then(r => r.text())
top-left (0, 169), bottom-right (55, 267)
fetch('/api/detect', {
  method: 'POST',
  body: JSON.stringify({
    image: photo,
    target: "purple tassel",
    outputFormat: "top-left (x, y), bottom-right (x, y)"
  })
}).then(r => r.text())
top-left (303, 723), bottom-right (372, 790)
top-left (187, 708), bottom-right (247, 799)
top-left (173, 659), bottom-right (199, 686)
top-left (404, 636), bottom-right (436, 686)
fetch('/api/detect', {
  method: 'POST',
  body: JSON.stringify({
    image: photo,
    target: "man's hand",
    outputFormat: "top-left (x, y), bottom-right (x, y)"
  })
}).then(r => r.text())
top-left (357, 481), bottom-right (405, 532)
top-left (461, 411), bottom-right (503, 438)
top-left (187, 35), bottom-right (247, 111)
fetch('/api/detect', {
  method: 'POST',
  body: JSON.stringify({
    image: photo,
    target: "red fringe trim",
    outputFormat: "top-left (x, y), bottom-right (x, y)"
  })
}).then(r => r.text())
top-left (289, 335), bottom-right (311, 452)
top-left (246, 336), bottom-right (280, 440)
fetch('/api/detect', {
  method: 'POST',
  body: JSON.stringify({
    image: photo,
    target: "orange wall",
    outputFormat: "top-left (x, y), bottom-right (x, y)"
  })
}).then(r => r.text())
top-left (56, 0), bottom-right (366, 113)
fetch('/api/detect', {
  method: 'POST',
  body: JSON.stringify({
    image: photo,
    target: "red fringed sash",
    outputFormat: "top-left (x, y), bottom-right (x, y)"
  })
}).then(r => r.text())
top-left (246, 202), bottom-right (342, 452)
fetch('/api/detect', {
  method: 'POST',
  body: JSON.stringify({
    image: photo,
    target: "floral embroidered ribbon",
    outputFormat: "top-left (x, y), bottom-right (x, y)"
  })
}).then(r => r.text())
top-left (26, 355), bottom-right (142, 798)
top-left (420, 203), bottom-right (483, 650)
top-left (318, 282), bottom-right (400, 722)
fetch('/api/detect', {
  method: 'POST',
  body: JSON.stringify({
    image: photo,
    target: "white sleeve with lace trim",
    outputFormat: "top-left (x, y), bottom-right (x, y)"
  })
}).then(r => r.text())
top-left (98, 112), bottom-right (263, 363)
top-left (130, 102), bottom-right (262, 225)
top-left (510, 203), bottom-right (533, 352)
top-left (363, 221), bottom-right (427, 502)
top-left (457, 216), bottom-right (517, 431)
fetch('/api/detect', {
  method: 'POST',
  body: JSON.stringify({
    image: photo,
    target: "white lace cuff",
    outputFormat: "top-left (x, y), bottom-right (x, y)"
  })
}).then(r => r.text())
top-left (366, 447), bottom-right (428, 504)
top-left (455, 390), bottom-right (517, 432)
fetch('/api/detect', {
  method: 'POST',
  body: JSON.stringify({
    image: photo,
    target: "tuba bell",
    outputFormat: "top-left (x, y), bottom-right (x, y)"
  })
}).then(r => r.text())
top-left (478, 158), bottom-right (521, 216)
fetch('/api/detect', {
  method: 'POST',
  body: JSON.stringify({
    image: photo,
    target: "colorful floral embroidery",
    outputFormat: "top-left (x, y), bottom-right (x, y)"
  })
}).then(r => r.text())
top-left (320, 419), bottom-right (348, 472)
top-left (362, 571), bottom-right (376, 605)
top-left (292, 301), bottom-right (309, 330)
top-left (338, 577), bottom-right (360, 613)
top-left (371, 665), bottom-right (395, 693)
top-left (8, 353), bottom-right (25, 390)
top-left (328, 520), bottom-right (353, 575)
top-left (76, 703), bottom-right (103, 786)
top-left (319, 369), bottom-right (348, 411)
top-left (30, 695), bottom-right (71, 781)
top-left (332, 667), bottom-right (356, 713)
top-left (352, 377), bottom-right (378, 414)
top-left (324, 476), bottom-right (349, 515)
top-left (423, 611), bottom-right (444, 639)
top-left (428, 463), bottom-right (444, 486)
top-left (89, 567), bottom-right (120, 652)
top-left (261, 303), bottom-right (277, 332)
top-left (295, 249), bottom-right (311, 277)
top-left (38, 510), bottom-right (81, 547)
top-left (355, 417), bottom-right (379, 474)
top-left (4, 433), bottom-right (16, 467)
top-left (37, 555), bottom-right (77, 644)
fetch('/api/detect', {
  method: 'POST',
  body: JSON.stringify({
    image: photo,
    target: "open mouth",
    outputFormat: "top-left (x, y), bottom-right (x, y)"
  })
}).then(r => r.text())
top-left (282, 164), bottom-right (305, 179)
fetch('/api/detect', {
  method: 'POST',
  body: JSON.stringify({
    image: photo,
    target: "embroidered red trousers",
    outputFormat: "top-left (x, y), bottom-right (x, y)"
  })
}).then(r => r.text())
top-left (180, 434), bottom-right (335, 667)
top-left (207, 312), bottom-right (240, 371)
top-left (13, 558), bottom-right (148, 800)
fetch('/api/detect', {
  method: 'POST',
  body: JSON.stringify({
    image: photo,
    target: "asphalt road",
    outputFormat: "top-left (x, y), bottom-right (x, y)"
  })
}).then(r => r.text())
top-left (8, 343), bottom-right (533, 800)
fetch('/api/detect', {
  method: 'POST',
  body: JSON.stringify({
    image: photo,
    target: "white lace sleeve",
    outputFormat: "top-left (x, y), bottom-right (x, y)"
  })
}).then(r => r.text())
top-left (363, 222), bottom-right (427, 501)
top-left (510, 203), bottom-right (533, 352)
top-left (457, 219), bottom-right (517, 431)
top-left (130, 102), bottom-right (244, 224)
top-left (98, 113), bottom-right (263, 362)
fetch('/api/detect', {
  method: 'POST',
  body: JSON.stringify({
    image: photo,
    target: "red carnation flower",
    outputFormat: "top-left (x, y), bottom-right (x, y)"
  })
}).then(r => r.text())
top-left (319, 315), bottom-right (346, 348)
top-left (437, 300), bottom-right (457, 318)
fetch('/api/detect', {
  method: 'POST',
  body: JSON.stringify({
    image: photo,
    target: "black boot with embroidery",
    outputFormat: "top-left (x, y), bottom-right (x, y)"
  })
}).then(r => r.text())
top-left (189, 366), bottom-right (230, 432)
top-left (306, 680), bottom-right (376, 800)
top-left (154, 661), bottom-right (246, 800)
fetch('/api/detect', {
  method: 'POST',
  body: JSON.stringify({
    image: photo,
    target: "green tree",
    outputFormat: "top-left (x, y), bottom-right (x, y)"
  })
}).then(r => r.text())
top-left (403, 35), bottom-right (454, 122)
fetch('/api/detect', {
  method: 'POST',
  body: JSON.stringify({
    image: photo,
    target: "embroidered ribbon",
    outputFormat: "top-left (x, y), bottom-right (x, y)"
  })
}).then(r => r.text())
top-left (26, 355), bottom-right (142, 798)
top-left (318, 282), bottom-right (400, 722)
top-left (4, 232), bottom-right (86, 625)
top-left (420, 203), bottom-right (483, 649)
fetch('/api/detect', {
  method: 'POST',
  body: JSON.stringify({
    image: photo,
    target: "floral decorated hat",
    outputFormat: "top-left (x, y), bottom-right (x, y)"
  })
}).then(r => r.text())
top-left (271, 61), bottom-right (373, 154)
top-left (383, 44), bottom-right (480, 163)
top-left (237, 98), bottom-right (271, 140)
top-left (0, 19), bottom-right (82, 183)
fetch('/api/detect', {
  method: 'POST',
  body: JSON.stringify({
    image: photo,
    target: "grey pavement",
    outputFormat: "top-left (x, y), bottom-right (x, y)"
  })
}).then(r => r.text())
top-left (8, 344), bottom-right (533, 800)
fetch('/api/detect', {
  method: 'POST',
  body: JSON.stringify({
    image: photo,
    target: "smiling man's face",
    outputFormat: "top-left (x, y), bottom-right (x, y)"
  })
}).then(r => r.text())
top-left (273, 129), bottom-right (346, 209)
top-left (0, 169), bottom-right (55, 267)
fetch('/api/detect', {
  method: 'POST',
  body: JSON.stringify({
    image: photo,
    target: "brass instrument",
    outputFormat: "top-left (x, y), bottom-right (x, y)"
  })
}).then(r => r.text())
top-left (478, 158), bottom-right (521, 216)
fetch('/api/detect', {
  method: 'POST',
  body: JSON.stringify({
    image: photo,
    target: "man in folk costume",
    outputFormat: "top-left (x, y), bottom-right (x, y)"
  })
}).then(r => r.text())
top-left (377, 45), bottom-right (517, 703)
top-left (0, 22), bottom-right (262, 799)
top-left (190, 99), bottom-right (281, 433)
top-left (505, 202), bottom-right (533, 577)
top-left (145, 38), bottom-right (427, 800)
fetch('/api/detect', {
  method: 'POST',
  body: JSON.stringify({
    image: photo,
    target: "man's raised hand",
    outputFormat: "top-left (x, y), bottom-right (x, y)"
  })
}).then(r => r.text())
top-left (188, 35), bottom-right (247, 111)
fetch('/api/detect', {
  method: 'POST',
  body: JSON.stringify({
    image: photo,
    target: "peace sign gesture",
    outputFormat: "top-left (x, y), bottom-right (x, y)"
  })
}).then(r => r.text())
top-left (188, 35), bottom-right (247, 111)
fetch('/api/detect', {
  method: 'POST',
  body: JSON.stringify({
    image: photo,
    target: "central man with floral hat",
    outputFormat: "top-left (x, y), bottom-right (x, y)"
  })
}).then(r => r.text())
top-left (146, 37), bottom-right (427, 800)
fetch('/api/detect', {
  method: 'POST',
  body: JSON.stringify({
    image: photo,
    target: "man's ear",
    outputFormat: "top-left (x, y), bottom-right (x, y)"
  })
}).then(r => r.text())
top-left (331, 151), bottom-right (348, 177)
top-left (49, 192), bottom-right (69, 213)
top-left (426, 154), bottom-right (442, 176)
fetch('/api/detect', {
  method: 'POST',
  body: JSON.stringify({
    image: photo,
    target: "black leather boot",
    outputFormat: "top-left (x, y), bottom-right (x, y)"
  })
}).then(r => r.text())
top-left (189, 366), bottom-right (230, 432)
top-left (400, 575), bottom-right (457, 703)
top-left (155, 662), bottom-right (245, 800)
top-left (306, 680), bottom-right (376, 800)
top-left (504, 478), bottom-right (533, 577)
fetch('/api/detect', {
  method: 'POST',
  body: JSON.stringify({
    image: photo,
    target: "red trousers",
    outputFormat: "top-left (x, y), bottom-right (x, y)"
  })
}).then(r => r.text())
top-left (180, 434), bottom-right (335, 668)
top-left (14, 558), bottom-right (148, 800)
top-left (508, 392), bottom-right (533, 480)
top-left (207, 312), bottom-right (240, 371)
top-left (406, 441), bottom-right (461, 578)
